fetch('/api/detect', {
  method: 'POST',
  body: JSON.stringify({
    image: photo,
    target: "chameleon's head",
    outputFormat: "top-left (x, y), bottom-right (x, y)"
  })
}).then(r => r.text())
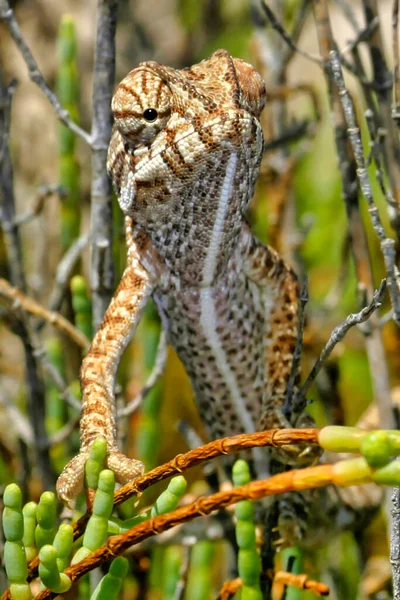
top-left (108, 49), bottom-right (266, 215)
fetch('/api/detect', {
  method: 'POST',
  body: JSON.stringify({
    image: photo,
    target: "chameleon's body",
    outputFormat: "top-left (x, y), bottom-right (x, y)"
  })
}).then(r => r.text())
top-left (56, 49), bottom-right (307, 505)
top-left (56, 51), bottom-right (380, 542)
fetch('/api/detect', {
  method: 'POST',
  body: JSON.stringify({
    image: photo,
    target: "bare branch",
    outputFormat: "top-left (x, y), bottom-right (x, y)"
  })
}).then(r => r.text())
top-left (360, 0), bottom-right (400, 234)
top-left (117, 330), bottom-right (168, 418)
top-left (392, 0), bottom-right (400, 125)
top-left (0, 278), bottom-right (90, 349)
top-left (0, 75), bottom-right (25, 290)
top-left (0, 0), bottom-right (92, 146)
top-left (0, 73), bottom-right (54, 489)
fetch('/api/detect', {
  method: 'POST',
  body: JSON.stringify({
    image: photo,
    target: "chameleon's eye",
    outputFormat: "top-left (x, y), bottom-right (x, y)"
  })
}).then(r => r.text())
top-left (112, 68), bottom-right (172, 145)
top-left (143, 108), bottom-right (158, 122)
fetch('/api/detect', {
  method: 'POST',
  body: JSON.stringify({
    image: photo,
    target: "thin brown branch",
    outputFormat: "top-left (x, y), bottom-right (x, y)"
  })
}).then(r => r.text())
top-left (0, 0), bottom-right (91, 146)
top-left (0, 278), bottom-right (90, 349)
top-left (32, 458), bottom-right (377, 599)
top-left (272, 570), bottom-right (330, 597)
top-left (114, 428), bottom-right (320, 502)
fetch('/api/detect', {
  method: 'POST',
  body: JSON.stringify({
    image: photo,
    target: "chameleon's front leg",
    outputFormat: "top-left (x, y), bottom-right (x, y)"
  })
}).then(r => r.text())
top-left (56, 220), bottom-right (160, 507)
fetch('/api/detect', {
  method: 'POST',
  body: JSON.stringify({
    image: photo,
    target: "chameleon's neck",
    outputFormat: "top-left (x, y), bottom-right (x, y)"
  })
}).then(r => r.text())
top-left (131, 150), bottom-right (257, 286)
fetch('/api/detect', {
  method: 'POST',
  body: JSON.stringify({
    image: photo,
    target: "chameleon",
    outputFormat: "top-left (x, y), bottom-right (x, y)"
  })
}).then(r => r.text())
top-left (56, 49), bottom-right (324, 507)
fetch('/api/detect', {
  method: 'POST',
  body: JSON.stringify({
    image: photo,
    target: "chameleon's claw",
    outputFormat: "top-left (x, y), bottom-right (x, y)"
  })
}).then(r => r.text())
top-left (56, 448), bottom-right (145, 507)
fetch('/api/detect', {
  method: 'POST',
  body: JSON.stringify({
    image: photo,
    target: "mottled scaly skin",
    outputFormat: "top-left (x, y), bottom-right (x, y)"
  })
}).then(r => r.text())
top-left (58, 51), bottom-right (363, 532)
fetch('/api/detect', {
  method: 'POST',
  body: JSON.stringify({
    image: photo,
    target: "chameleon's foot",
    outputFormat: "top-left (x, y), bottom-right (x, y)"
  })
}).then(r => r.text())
top-left (106, 449), bottom-right (145, 485)
top-left (261, 409), bottom-right (322, 467)
top-left (56, 451), bottom-right (89, 508)
top-left (56, 448), bottom-right (144, 508)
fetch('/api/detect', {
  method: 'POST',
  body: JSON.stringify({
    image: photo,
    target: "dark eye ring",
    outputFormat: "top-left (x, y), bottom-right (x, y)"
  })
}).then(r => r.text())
top-left (143, 108), bottom-right (158, 122)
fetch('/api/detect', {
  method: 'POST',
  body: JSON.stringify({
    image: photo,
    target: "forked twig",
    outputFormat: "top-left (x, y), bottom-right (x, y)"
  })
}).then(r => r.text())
top-left (295, 280), bottom-right (386, 410)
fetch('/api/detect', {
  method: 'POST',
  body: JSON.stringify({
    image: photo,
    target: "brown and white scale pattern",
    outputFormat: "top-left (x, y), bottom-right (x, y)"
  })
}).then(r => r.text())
top-left (56, 50), bottom-right (382, 539)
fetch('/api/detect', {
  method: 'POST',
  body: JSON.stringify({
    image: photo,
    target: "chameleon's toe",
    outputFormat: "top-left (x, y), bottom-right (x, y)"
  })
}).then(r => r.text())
top-left (56, 451), bottom-right (89, 508)
top-left (107, 450), bottom-right (145, 485)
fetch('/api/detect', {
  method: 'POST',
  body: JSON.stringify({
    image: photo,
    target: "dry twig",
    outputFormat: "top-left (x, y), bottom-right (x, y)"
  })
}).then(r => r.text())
top-left (313, 0), bottom-right (394, 433)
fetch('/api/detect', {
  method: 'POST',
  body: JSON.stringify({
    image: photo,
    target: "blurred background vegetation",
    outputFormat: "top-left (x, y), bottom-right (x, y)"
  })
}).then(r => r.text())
top-left (1, 0), bottom-right (400, 598)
